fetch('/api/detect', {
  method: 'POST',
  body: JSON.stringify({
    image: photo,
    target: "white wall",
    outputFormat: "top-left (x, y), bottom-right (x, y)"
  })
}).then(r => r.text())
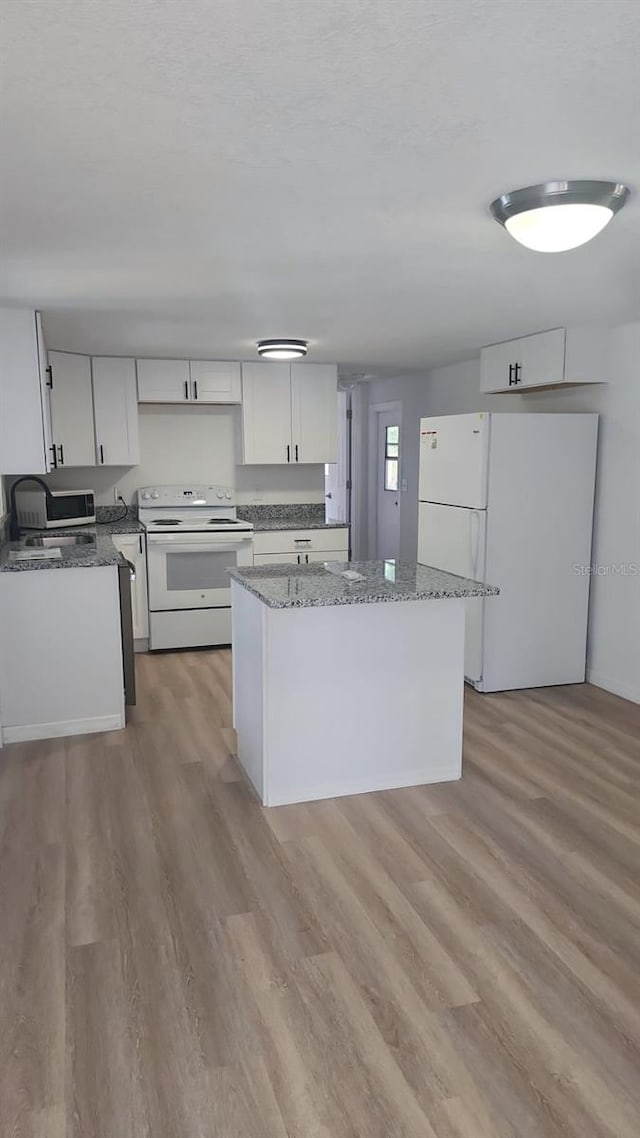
top-left (365, 322), bottom-right (640, 703)
top-left (20, 404), bottom-right (325, 506)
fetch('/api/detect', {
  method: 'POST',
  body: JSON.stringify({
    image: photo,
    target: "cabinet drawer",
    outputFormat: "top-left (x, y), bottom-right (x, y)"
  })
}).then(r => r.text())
top-left (252, 528), bottom-right (349, 556)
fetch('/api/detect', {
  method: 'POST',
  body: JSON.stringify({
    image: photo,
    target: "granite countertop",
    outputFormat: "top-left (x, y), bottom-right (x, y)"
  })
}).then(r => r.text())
top-left (237, 503), bottom-right (348, 532)
top-left (0, 504), bottom-right (145, 572)
top-left (229, 560), bottom-right (499, 609)
top-left (0, 525), bottom-right (132, 573)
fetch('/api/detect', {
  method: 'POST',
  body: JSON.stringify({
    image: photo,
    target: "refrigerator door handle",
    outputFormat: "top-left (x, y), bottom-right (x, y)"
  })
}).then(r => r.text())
top-left (470, 510), bottom-right (481, 579)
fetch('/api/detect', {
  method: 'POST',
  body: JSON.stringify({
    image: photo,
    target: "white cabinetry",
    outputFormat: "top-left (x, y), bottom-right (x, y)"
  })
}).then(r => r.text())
top-left (241, 362), bottom-right (338, 464)
top-left (480, 327), bottom-right (609, 393)
top-left (48, 351), bottom-right (95, 467)
top-left (291, 363), bottom-right (338, 463)
top-left (189, 360), bottom-right (241, 403)
top-left (110, 533), bottom-right (149, 643)
top-left (137, 358), bottom-right (241, 403)
top-left (252, 527), bottom-right (349, 566)
top-left (0, 308), bottom-right (54, 474)
top-left (241, 362), bottom-right (292, 464)
top-left (136, 358), bottom-right (191, 403)
top-left (92, 357), bottom-right (140, 466)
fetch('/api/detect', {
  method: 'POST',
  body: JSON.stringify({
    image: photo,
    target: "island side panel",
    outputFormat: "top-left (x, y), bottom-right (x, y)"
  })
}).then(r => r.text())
top-left (262, 597), bottom-right (465, 806)
top-left (231, 580), bottom-right (266, 800)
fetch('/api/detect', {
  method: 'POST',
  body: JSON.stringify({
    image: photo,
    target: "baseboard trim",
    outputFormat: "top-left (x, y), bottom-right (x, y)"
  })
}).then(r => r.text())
top-left (263, 765), bottom-right (462, 808)
top-left (587, 668), bottom-right (640, 705)
top-left (2, 713), bottom-right (125, 744)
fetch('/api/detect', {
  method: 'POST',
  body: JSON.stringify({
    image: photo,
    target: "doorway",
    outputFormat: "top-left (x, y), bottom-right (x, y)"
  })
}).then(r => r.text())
top-left (369, 402), bottom-right (402, 560)
top-left (324, 390), bottom-right (350, 525)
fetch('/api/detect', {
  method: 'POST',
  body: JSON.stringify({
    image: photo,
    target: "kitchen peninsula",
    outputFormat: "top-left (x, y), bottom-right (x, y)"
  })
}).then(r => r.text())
top-left (229, 560), bottom-right (498, 806)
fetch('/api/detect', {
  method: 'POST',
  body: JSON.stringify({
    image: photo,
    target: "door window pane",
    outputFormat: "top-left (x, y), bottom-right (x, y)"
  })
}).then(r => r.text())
top-left (384, 425), bottom-right (400, 491)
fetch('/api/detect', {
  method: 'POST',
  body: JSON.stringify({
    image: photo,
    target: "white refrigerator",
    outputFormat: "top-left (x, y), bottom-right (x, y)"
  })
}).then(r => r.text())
top-left (418, 412), bottom-right (599, 692)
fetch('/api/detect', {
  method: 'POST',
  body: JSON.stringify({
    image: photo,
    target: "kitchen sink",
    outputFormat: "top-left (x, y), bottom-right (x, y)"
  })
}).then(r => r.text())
top-left (24, 533), bottom-right (96, 547)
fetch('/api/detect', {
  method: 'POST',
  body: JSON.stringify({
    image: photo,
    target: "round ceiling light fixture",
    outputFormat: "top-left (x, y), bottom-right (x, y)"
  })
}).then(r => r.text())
top-left (257, 339), bottom-right (308, 360)
top-left (490, 180), bottom-right (630, 252)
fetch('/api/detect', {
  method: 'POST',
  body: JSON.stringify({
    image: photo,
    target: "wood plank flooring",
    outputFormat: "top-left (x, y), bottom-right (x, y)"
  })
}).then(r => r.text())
top-left (1, 648), bottom-right (639, 1137)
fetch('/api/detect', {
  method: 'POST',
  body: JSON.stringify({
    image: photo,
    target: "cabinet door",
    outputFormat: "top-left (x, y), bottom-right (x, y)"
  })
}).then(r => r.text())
top-left (0, 308), bottom-right (54, 474)
top-left (35, 312), bottom-right (55, 473)
top-left (305, 550), bottom-right (349, 563)
top-left (136, 359), bottom-right (190, 402)
top-left (48, 351), bottom-right (95, 467)
top-left (92, 357), bottom-right (140, 466)
top-left (241, 362), bottom-right (292, 464)
top-left (480, 338), bottom-right (524, 393)
top-left (253, 552), bottom-right (302, 565)
top-left (290, 363), bottom-right (338, 463)
top-left (519, 328), bottom-right (565, 389)
top-left (111, 535), bottom-right (148, 641)
top-left (189, 360), bottom-right (241, 403)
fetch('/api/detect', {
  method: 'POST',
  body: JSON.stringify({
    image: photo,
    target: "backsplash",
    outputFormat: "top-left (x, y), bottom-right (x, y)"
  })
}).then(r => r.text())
top-left (95, 504), bottom-right (139, 525)
top-left (237, 503), bottom-right (326, 524)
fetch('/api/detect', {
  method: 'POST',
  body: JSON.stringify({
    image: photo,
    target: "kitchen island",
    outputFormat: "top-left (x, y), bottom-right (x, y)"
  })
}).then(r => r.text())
top-left (229, 560), bottom-right (498, 806)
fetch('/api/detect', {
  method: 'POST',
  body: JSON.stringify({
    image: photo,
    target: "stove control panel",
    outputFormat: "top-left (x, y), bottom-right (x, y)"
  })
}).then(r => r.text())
top-left (138, 485), bottom-right (234, 506)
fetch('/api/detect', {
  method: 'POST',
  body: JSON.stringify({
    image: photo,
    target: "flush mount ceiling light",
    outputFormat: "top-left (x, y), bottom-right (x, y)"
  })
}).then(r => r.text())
top-left (257, 339), bottom-right (308, 360)
top-left (490, 180), bottom-right (630, 252)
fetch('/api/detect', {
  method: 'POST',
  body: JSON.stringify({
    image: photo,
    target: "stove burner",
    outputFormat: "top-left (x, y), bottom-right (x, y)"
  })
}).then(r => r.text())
top-left (154, 519), bottom-right (181, 525)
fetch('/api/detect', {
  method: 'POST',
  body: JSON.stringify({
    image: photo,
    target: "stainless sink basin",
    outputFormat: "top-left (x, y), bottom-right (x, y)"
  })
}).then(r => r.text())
top-left (24, 533), bottom-right (96, 547)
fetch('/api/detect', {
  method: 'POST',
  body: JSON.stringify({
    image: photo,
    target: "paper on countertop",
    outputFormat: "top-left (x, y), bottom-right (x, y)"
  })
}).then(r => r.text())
top-left (9, 548), bottom-right (63, 561)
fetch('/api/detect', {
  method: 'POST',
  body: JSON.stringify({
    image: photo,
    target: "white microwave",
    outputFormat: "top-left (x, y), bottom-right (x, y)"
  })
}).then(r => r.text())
top-left (14, 488), bottom-right (96, 529)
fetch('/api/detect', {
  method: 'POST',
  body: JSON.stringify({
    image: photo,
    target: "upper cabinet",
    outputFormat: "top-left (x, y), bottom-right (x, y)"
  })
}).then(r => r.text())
top-left (188, 360), bottom-right (241, 403)
top-left (241, 362), bottom-right (292, 464)
top-left (0, 308), bottom-right (55, 475)
top-left (136, 358), bottom-right (190, 403)
top-left (241, 362), bottom-right (338, 464)
top-left (48, 352), bottom-right (95, 467)
top-left (480, 327), bottom-right (610, 394)
top-left (92, 357), bottom-right (140, 466)
top-left (290, 363), bottom-right (338, 464)
top-left (137, 358), bottom-right (241, 403)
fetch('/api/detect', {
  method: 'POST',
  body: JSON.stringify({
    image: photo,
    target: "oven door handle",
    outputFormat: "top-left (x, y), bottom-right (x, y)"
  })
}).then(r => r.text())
top-left (148, 539), bottom-right (253, 554)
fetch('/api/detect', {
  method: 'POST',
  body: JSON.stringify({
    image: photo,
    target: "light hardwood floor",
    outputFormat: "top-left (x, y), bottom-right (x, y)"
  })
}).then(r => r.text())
top-left (1, 649), bottom-right (639, 1138)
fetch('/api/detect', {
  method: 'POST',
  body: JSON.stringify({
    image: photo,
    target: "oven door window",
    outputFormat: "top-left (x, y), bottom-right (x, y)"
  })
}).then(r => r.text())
top-left (165, 549), bottom-right (237, 592)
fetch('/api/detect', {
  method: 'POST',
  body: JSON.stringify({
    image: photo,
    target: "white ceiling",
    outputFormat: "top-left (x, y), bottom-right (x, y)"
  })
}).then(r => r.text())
top-left (2, 0), bottom-right (640, 373)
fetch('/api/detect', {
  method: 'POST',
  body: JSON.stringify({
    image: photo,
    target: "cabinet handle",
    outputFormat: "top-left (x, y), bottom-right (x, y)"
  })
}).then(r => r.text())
top-left (100, 444), bottom-right (105, 464)
top-left (508, 363), bottom-right (515, 386)
top-left (514, 361), bottom-right (522, 385)
top-left (49, 444), bottom-right (57, 470)
top-left (296, 554), bottom-right (300, 564)
top-left (58, 444), bottom-right (64, 465)
top-left (295, 444), bottom-right (299, 462)
top-left (287, 445), bottom-right (290, 463)
top-left (184, 380), bottom-right (189, 400)
top-left (193, 380), bottom-right (198, 400)
top-left (46, 365), bottom-right (53, 389)
top-left (139, 534), bottom-right (143, 555)
top-left (305, 553), bottom-right (309, 564)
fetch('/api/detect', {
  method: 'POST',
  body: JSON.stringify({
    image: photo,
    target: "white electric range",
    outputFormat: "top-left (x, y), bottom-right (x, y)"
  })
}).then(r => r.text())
top-left (138, 485), bottom-right (254, 650)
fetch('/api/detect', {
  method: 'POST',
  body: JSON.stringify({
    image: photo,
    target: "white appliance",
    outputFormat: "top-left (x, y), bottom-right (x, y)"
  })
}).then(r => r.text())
top-left (14, 487), bottom-right (95, 529)
top-left (139, 485), bottom-right (253, 651)
top-left (418, 412), bottom-right (599, 692)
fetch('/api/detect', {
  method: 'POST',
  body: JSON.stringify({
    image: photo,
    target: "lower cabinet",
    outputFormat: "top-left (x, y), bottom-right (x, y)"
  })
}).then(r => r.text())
top-left (110, 534), bottom-right (149, 644)
top-left (252, 528), bottom-right (349, 566)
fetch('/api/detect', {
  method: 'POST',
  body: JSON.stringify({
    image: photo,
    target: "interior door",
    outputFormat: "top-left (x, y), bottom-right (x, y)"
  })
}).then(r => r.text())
top-left (241, 362), bottom-right (292, 464)
top-left (48, 351), bottom-right (95, 467)
top-left (419, 413), bottom-right (490, 508)
top-left (418, 501), bottom-right (486, 682)
top-left (325, 390), bottom-right (349, 523)
top-left (375, 408), bottom-right (401, 560)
